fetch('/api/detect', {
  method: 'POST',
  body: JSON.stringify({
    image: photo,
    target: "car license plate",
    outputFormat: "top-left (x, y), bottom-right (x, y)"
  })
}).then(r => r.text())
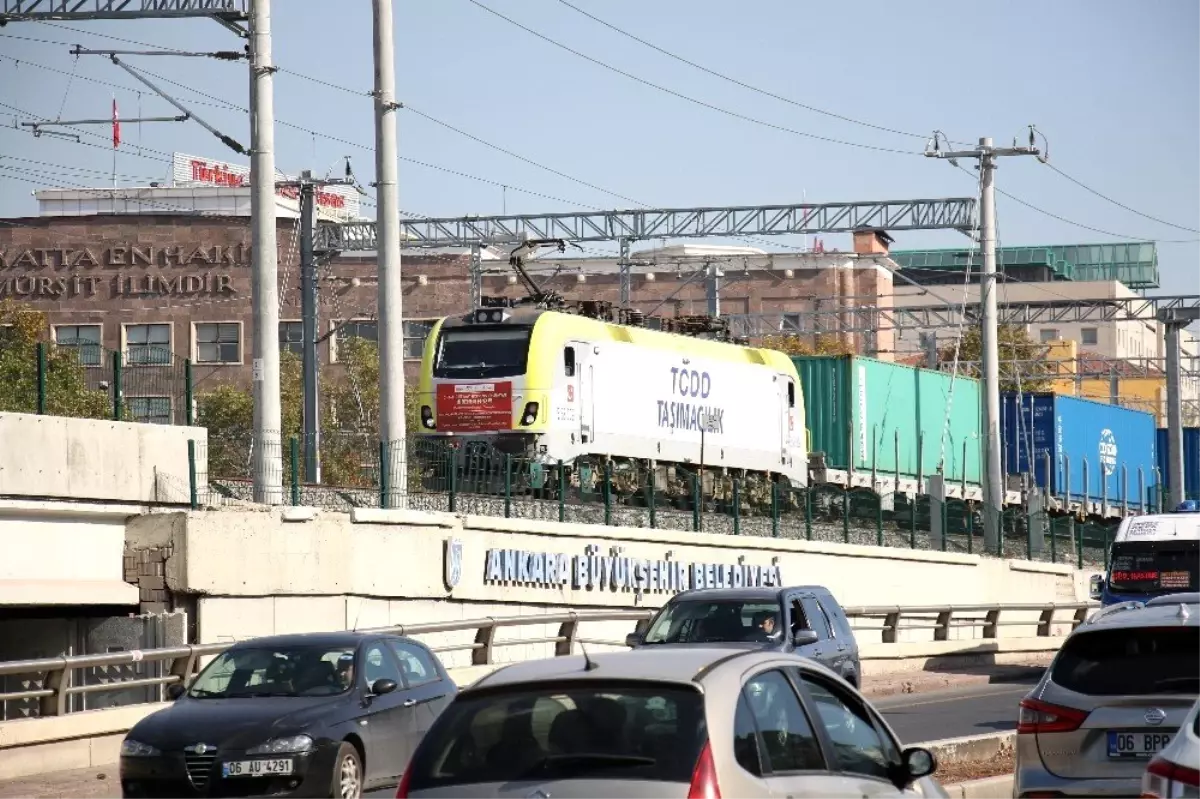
top-left (222, 759), bottom-right (294, 777)
top-left (1107, 730), bottom-right (1175, 759)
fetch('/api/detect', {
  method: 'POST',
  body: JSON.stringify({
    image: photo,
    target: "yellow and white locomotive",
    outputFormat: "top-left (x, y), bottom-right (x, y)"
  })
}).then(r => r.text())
top-left (415, 301), bottom-right (808, 502)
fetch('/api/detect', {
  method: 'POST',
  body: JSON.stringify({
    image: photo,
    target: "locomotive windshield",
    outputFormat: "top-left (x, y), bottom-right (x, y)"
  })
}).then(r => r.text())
top-left (433, 326), bottom-right (532, 380)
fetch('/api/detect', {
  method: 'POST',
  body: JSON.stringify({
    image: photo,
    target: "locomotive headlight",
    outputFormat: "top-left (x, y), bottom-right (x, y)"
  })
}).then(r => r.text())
top-left (520, 402), bottom-right (539, 426)
top-left (420, 405), bottom-right (435, 429)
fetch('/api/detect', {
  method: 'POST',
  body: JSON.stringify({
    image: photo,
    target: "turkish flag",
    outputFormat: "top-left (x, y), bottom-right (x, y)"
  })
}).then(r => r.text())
top-left (112, 97), bottom-right (120, 149)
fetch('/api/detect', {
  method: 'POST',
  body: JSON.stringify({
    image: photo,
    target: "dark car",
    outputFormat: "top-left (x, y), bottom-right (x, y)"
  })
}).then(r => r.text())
top-left (119, 631), bottom-right (456, 799)
top-left (625, 585), bottom-right (862, 687)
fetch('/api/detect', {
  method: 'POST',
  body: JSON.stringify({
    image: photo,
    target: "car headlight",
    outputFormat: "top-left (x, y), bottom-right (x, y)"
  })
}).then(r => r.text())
top-left (121, 739), bottom-right (161, 757)
top-left (247, 735), bottom-right (314, 755)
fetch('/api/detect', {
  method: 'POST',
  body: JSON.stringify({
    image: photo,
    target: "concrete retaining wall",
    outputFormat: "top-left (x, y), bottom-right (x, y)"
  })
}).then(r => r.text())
top-left (0, 413), bottom-right (206, 505)
top-left (124, 507), bottom-right (1093, 657)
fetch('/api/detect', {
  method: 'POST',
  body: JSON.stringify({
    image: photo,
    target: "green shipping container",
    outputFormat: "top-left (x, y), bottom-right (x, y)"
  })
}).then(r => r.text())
top-left (792, 355), bottom-right (983, 485)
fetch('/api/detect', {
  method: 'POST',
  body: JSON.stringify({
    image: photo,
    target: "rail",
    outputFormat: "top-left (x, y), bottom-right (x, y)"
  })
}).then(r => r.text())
top-left (0, 602), bottom-right (1095, 718)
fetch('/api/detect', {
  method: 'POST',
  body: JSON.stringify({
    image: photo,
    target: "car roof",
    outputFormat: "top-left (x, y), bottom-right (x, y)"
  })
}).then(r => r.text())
top-left (467, 647), bottom-right (760, 692)
top-left (227, 631), bottom-right (394, 650)
top-left (1145, 592), bottom-right (1200, 607)
top-left (668, 585), bottom-right (831, 603)
top-left (1080, 599), bottom-right (1198, 632)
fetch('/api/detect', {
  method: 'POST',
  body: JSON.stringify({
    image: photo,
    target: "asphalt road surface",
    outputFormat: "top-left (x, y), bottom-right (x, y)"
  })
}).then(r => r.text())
top-left (876, 678), bottom-right (1038, 744)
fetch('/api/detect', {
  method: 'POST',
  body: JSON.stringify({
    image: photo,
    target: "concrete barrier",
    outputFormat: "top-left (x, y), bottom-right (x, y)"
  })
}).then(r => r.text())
top-left (944, 775), bottom-right (1015, 798)
top-left (924, 732), bottom-right (1015, 765)
top-left (0, 413), bottom-right (206, 506)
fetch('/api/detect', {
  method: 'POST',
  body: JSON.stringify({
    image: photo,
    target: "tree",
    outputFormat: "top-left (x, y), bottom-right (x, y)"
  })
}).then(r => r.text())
top-left (938, 324), bottom-right (1053, 393)
top-left (0, 300), bottom-right (110, 419)
top-left (195, 336), bottom-right (421, 487)
top-left (760, 333), bottom-right (856, 357)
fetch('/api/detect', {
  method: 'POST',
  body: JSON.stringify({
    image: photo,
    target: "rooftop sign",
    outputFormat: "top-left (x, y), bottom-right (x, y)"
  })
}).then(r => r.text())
top-left (172, 152), bottom-right (360, 221)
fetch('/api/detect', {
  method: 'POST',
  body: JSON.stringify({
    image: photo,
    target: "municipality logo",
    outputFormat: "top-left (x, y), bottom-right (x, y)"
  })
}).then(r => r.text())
top-left (444, 538), bottom-right (463, 590)
top-left (1099, 429), bottom-right (1117, 477)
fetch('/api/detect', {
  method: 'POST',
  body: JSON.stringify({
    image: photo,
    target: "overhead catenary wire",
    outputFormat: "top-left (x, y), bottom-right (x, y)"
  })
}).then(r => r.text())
top-left (12, 25), bottom-right (1193, 253)
top-left (551, 0), bottom-right (968, 146)
top-left (462, 0), bottom-right (921, 157)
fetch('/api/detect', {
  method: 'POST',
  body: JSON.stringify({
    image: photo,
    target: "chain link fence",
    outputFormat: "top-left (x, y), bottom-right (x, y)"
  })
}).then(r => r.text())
top-left (190, 434), bottom-right (1124, 568)
top-left (0, 341), bottom-right (194, 426)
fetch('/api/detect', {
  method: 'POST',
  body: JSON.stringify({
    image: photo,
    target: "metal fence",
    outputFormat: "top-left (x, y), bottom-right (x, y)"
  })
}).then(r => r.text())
top-left (189, 434), bottom-right (1124, 568)
top-left (0, 341), bottom-right (194, 426)
top-left (0, 602), bottom-right (1094, 719)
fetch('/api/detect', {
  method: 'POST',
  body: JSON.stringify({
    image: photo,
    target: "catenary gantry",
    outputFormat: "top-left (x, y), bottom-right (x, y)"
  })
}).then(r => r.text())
top-left (314, 197), bottom-right (979, 251)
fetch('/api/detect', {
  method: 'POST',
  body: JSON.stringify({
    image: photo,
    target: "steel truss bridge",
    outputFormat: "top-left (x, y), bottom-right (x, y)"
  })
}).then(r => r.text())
top-left (0, 1), bottom-right (247, 21)
top-left (729, 296), bottom-right (1200, 336)
top-left (314, 198), bottom-right (978, 252)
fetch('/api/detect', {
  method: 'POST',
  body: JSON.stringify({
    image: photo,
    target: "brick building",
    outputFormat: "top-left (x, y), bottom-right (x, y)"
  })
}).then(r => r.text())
top-left (0, 198), bottom-right (897, 422)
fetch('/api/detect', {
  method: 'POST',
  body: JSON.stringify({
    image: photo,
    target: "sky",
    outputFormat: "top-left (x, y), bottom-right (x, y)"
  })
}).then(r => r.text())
top-left (0, 0), bottom-right (1197, 298)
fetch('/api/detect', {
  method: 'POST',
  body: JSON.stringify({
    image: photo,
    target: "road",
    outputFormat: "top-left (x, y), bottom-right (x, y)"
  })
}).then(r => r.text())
top-left (876, 678), bottom-right (1037, 744)
top-left (0, 677), bottom-right (1038, 798)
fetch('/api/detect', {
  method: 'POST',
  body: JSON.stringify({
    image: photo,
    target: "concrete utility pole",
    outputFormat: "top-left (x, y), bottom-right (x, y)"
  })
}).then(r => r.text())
top-left (249, 0), bottom-right (283, 505)
top-left (1158, 307), bottom-right (1200, 509)
top-left (275, 170), bottom-right (356, 483)
top-left (926, 135), bottom-right (1040, 551)
top-left (372, 0), bottom-right (406, 507)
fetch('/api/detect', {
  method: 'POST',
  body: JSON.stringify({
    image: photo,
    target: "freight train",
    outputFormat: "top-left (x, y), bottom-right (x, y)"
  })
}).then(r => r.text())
top-left (415, 304), bottom-right (808, 506)
top-left (412, 287), bottom-right (1160, 519)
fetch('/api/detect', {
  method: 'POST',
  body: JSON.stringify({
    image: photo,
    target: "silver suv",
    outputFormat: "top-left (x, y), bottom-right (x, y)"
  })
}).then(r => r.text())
top-left (395, 647), bottom-right (946, 797)
top-left (1014, 594), bottom-right (1199, 798)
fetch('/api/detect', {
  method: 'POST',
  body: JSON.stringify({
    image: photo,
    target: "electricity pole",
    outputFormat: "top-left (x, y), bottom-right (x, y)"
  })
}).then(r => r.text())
top-left (1158, 307), bottom-right (1200, 509)
top-left (275, 170), bottom-right (356, 484)
top-left (249, 0), bottom-right (283, 505)
top-left (373, 0), bottom-right (407, 508)
top-left (926, 135), bottom-right (1040, 551)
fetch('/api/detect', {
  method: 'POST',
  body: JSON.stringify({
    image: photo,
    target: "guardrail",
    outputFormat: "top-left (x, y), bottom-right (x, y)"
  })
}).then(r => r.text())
top-left (0, 602), bottom-right (1095, 719)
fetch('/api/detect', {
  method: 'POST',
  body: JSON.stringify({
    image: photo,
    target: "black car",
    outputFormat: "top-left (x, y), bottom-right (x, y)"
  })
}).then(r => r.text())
top-left (625, 585), bottom-right (863, 687)
top-left (119, 631), bottom-right (456, 798)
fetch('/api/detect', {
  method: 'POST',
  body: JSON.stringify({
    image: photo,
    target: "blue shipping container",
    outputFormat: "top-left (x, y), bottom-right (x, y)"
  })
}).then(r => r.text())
top-left (1001, 393), bottom-right (1158, 508)
top-left (1157, 427), bottom-right (1200, 501)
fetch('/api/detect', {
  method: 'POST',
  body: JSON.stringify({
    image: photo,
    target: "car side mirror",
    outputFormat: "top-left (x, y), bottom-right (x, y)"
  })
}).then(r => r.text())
top-left (166, 683), bottom-right (186, 700)
top-left (1089, 574), bottom-right (1104, 600)
top-left (897, 746), bottom-right (936, 787)
top-left (792, 629), bottom-right (819, 647)
top-left (371, 678), bottom-right (398, 696)
top-left (625, 632), bottom-right (642, 648)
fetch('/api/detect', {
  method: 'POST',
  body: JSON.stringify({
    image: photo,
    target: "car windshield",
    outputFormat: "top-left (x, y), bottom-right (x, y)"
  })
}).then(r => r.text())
top-left (188, 645), bottom-right (356, 699)
top-left (1108, 541), bottom-right (1199, 595)
top-left (407, 681), bottom-right (706, 790)
top-left (433, 326), bottom-right (531, 380)
top-left (642, 600), bottom-right (783, 645)
top-left (1051, 627), bottom-right (1199, 696)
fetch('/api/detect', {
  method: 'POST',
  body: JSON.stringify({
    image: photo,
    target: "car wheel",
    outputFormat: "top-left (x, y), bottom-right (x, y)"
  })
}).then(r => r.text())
top-left (331, 742), bottom-right (363, 799)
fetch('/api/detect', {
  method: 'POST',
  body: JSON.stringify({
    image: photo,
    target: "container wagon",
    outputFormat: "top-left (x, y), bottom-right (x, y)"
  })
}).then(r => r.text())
top-left (1157, 427), bottom-right (1200, 502)
top-left (792, 355), bottom-right (984, 499)
top-left (1000, 393), bottom-right (1158, 511)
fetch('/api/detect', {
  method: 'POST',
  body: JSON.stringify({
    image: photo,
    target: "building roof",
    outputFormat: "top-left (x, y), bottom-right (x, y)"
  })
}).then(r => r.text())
top-left (890, 242), bottom-right (1160, 290)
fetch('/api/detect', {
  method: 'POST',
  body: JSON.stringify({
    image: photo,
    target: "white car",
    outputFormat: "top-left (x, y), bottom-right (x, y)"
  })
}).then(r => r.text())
top-left (1142, 697), bottom-right (1200, 798)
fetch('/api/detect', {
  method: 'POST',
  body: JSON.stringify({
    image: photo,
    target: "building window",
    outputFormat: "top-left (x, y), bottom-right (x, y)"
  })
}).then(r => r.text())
top-left (404, 320), bottom-right (435, 359)
top-left (1040, 328), bottom-right (1060, 343)
top-left (54, 324), bottom-right (103, 367)
top-left (0, 324), bottom-right (15, 345)
top-left (195, 323), bottom-right (242, 365)
top-left (128, 396), bottom-right (172, 425)
top-left (279, 321), bottom-right (304, 357)
top-left (332, 320), bottom-right (377, 362)
top-left (1081, 327), bottom-right (1098, 346)
top-left (125, 324), bottom-right (172, 366)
